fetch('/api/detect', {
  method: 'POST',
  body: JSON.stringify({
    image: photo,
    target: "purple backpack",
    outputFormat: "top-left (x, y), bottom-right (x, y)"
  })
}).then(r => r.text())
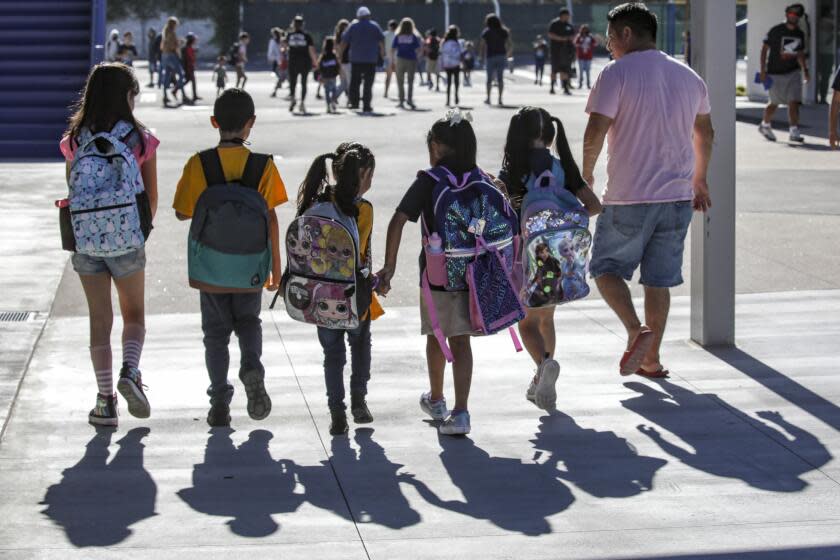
top-left (420, 166), bottom-right (524, 362)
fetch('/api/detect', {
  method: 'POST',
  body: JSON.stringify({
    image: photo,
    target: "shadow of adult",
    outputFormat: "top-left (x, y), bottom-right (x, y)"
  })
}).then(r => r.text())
top-left (531, 412), bottom-right (668, 498)
top-left (177, 429), bottom-right (304, 537)
top-left (40, 427), bottom-right (157, 547)
top-left (400, 431), bottom-right (575, 535)
top-left (622, 379), bottom-right (832, 492)
top-left (296, 428), bottom-right (421, 529)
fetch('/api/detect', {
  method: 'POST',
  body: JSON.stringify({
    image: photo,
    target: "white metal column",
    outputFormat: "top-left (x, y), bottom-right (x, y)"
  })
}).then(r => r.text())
top-left (689, 0), bottom-right (737, 347)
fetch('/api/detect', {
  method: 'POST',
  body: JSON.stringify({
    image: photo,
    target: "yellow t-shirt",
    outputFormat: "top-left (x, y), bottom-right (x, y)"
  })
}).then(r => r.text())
top-left (356, 199), bottom-right (384, 321)
top-left (173, 146), bottom-right (288, 217)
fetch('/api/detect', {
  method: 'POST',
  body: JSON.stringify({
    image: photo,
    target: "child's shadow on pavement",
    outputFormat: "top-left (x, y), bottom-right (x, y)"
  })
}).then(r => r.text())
top-left (531, 411), bottom-right (668, 498)
top-left (296, 428), bottom-right (421, 529)
top-left (40, 427), bottom-right (157, 547)
top-left (400, 428), bottom-right (575, 536)
top-left (177, 428), bottom-right (304, 537)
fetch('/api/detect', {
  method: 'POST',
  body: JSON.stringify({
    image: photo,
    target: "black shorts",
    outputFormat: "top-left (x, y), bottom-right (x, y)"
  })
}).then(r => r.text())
top-left (551, 52), bottom-right (574, 74)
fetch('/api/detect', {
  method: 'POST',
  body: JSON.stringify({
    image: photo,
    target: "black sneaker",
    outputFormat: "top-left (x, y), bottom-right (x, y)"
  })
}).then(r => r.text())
top-left (330, 409), bottom-right (349, 435)
top-left (207, 402), bottom-right (231, 427)
top-left (351, 393), bottom-right (373, 424)
top-left (240, 369), bottom-right (271, 420)
top-left (117, 364), bottom-right (150, 419)
top-left (89, 394), bottom-right (118, 427)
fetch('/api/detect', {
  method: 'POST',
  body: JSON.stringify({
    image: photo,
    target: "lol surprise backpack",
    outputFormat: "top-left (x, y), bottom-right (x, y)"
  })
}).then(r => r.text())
top-left (65, 121), bottom-right (150, 257)
top-left (519, 157), bottom-right (591, 308)
top-left (187, 150), bottom-right (272, 293)
top-left (280, 201), bottom-right (372, 330)
top-left (420, 166), bottom-right (524, 362)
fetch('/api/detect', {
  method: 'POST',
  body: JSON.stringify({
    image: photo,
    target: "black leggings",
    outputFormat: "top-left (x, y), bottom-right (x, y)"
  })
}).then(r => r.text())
top-left (445, 67), bottom-right (460, 104)
top-left (289, 66), bottom-right (309, 101)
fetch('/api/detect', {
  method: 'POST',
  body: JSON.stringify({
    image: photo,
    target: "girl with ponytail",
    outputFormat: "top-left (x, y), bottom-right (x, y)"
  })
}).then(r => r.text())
top-left (498, 106), bottom-right (601, 411)
top-left (296, 142), bottom-right (384, 436)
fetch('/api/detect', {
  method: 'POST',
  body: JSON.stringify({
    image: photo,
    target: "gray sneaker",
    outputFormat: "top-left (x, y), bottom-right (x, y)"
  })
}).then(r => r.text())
top-left (758, 123), bottom-right (777, 141)
top-left (439, 411), bottom-right (471, 435)
top-left (789, 127), bottom-right (804, 143)
top-left (117, 365), bottom-right (150, 419)
top-left (420, 391), bottom-right (448, 421)
top-left (534, 359), bottom-right (560, 411)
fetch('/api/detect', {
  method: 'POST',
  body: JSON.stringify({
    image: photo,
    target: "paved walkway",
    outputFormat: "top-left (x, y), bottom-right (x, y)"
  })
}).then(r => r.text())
top-left (1, 69), bottom-right (839, 559)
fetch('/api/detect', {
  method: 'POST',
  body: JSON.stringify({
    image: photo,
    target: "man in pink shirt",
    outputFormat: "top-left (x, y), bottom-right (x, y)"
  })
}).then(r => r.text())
top-left (582, 2), bottom-right (715, 379)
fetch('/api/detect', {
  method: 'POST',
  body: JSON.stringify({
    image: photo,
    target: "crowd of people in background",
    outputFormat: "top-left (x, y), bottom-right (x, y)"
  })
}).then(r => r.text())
top-left (115, 5), bottom-right (608, 114)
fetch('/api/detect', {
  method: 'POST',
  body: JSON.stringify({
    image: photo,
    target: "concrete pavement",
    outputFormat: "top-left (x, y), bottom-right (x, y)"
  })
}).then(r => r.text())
top-left (1, 68), bottom-right (839, 559)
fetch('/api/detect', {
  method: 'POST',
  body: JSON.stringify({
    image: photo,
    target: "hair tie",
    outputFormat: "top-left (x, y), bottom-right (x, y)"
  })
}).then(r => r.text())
top-left (444, 108), bottom-right (473, 127)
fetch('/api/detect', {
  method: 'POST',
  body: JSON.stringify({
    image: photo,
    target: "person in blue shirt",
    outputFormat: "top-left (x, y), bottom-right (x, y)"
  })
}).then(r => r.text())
top-left (340, 6), bottom-right (385, 113)
top-left (392, 17), bottom-right (423, 108)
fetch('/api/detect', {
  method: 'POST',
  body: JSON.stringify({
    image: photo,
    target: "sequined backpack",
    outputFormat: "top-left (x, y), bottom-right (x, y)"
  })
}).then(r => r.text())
top-left (519, 157), bottom-right (591, 308)
top-left (420, 166), bottom-right (524, 362)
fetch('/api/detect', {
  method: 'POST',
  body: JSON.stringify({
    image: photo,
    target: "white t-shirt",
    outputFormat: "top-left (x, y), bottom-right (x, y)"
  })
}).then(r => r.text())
top-left (383, 30), bottom-right (396, 58)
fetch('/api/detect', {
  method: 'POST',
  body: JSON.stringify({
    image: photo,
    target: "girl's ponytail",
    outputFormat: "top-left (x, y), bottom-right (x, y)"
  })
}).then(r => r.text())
top-left (331, 149), bottom-right (362, 219)
top-left (296, 153), bottom-right (334, 216)
top-left (551, 116), bottom-right (585, 192)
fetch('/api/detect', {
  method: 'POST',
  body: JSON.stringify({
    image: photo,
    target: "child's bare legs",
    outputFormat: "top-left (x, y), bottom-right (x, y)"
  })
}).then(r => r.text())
top-left (518, 306), bottom-right (556, 366)
top-left (426, 335), bottom-right (446, 401)
top-left (425, 334), bottom-right (472, 411)
top-left (114, 270), bottom-right (146, 368)
top-left (80, 274), bottom-right (114, 396)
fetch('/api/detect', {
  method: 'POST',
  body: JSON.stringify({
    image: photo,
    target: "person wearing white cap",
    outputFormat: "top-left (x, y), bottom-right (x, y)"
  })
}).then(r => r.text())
top-left (340, 6), bottom-right (385, 113)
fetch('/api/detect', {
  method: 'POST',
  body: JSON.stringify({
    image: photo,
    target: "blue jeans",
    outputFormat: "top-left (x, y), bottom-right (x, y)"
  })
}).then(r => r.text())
top-left (200, 291), bottom-right (264, 406)
top-left (578, 58), bottom-right (592, 87)
top-left (323, 78), bottom-right (337, 108)
top-left (590, 202), bottom-right (694, 288)
top-left (160, 53), bottom-right (185, 97)
top-left (486, 55), bottom-right (506, 96)
top-left (317, 319), bottom-right (371, 411)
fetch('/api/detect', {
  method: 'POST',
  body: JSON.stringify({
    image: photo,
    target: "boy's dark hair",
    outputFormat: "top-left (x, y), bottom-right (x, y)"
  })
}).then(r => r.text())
top-left (607, 2), bottom-right (658, 41)
top-left (297, 142), bottom-right (375, 218)
top-left (427, 116), bottom-right (477, 174)
top-left (388, 19), bottom-right (398, 30)
top-left (485, 13), bottom-right (502, 31)
top-left (559, 8), bottom-right (571, 16)
top-left (213, 88), bottom-right (255, 132)
top-left (239, 31), bottom-right (250, 40)
top-left (501, 106), bottom-right (585, 203)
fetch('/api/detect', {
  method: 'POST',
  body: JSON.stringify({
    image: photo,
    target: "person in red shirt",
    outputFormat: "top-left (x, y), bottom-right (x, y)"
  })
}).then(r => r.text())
top-left (574, 25), bottom-right (597, 89)
top-left (183, 33), bottom-right (200, 104)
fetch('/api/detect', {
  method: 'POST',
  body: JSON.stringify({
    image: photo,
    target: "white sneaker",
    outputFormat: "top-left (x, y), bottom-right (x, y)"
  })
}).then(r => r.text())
top-left (526, 378), bottom-right (537, 403)
top-left (420, 392), bottom-right (448, 421)
top-left (299, 102), bottom-right (306, 114)
top-left (758, 123), bottom-right (777, 141)
top-left (439, 411), bottom-right (471, 435)
top-left (534, 359), bottom-right (560, 411)
top-left (789, 127), bottom-right (804, 143)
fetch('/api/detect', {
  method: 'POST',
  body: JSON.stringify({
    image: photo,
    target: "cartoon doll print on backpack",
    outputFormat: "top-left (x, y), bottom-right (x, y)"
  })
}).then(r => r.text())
top-left (281, 201), bottom-right (372, 330)
top-left (519, 157), bottom-right (591, 308)
top-left (65, 121), bottom-right (151, 257)
top-left (421, 165), bottom-right (525, 362)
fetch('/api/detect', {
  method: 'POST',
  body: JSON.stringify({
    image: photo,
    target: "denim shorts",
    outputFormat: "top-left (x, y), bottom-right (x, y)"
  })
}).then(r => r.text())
top-left (589, 202), bottom-right (693, 288)
top-left (72, 247), bottom-right (146, 278)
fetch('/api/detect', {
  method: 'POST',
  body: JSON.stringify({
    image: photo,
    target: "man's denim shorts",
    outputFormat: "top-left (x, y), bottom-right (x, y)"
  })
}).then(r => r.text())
top-left (72, 247), bottom-right (146, 278)
top-left (589, 201), bottom-right (693, 288)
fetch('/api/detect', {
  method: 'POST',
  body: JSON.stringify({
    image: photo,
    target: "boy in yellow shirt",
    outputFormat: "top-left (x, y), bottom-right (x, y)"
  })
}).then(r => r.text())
top-left (173, 88), bottom-right (288, 427)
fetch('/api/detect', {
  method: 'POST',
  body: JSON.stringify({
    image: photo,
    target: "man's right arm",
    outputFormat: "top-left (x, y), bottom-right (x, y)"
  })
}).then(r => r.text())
top-left (582, 113), bottom-right (612, 188)
top-left (759, 43), bottom-right (769, 81)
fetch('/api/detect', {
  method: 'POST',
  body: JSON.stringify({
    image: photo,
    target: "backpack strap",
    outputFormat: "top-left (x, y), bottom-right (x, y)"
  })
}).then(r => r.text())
top-left (240, 153), bottom-right (270, 190)
top-left (198, 149), bottom-right (226, 187)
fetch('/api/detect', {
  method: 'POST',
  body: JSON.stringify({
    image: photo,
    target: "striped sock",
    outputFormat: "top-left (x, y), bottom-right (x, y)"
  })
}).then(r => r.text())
top-left (122, 323), bottom-right (146, 369)
top-left (90, 345), bottom-right (113, 396)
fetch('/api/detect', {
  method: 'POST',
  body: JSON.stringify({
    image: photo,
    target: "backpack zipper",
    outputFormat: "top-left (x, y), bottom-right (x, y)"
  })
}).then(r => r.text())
top-left (70, 202), bottom-right (133, 215)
